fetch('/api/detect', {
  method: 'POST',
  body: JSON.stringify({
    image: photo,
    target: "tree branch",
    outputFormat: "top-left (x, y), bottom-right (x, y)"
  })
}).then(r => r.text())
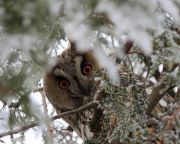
top-left (0, 101), bottom-right (98, 138)
top-left (146, 81), bottom-right (175, 115)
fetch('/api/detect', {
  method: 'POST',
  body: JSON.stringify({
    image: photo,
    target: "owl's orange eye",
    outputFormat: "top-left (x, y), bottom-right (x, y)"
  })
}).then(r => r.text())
top-left (59, 79), bottom-right (70, 89)
top-left (81, 61), bottom-right (92, 75)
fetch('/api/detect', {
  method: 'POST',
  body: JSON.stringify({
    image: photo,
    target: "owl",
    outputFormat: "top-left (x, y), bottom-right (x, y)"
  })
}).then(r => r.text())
top-left (43, 42), bottom-right (100, 140)
top-left (43, 42), bottom-right (144, 142)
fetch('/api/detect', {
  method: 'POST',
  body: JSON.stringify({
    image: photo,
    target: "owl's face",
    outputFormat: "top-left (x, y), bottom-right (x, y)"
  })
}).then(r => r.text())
top-left (43, 47), bottom-right (98, 111)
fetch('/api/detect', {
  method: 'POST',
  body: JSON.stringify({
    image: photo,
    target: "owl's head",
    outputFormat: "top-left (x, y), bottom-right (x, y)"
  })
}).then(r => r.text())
top-left (43, 44), bottom-right (99, 111)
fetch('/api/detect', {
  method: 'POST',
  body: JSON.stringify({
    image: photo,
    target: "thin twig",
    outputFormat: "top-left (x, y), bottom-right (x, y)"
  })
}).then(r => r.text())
top-left (0, 101), bottom-right (97, 138)
top-left (8, 99), bottom-right (21, 108)
top-left (127, 50), bottom-right (145, 55)
top-left (0, 122), bottom-right (38, 138)
top-left (39, 88), bottom-right (53, 141)
top-left (33, 87), bottom-right (43, 93)
top-left (52, 101), bottom-right (97, 120)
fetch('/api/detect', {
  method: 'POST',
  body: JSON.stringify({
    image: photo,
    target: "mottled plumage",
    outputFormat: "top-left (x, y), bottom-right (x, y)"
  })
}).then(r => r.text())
top-left (43, 44), bottom-right (99, 140)
top-left (43, 43), bottom-right (148, 142)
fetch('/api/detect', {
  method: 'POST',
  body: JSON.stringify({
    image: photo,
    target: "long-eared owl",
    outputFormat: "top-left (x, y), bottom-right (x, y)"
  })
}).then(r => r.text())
top-left (43, 42), bottom-right (100, 140)
top-left (43, 41), bottom-right (148, 143)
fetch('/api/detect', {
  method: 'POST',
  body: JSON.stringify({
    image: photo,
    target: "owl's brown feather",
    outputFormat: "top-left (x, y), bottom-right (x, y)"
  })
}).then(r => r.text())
top-left (43, 44), bottom-right (101, 140)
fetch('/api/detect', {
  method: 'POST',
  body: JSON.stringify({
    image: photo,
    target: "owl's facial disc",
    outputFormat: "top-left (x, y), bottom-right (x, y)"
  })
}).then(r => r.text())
top-left (43, 47), bottom-right (100, 111)
top-left (53, 58), bottom-right (94, 98)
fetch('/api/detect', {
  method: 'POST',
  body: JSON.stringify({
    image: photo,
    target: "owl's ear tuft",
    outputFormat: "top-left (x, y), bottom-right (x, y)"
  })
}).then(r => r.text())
top-left (68, 40), bottom-right (77, 52)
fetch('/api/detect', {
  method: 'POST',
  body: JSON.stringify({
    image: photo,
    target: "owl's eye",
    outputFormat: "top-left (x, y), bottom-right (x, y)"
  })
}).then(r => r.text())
top-left (59, 79), bottom-right (70, 90)
top-left (81, 61), bottom-right (93, 75)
